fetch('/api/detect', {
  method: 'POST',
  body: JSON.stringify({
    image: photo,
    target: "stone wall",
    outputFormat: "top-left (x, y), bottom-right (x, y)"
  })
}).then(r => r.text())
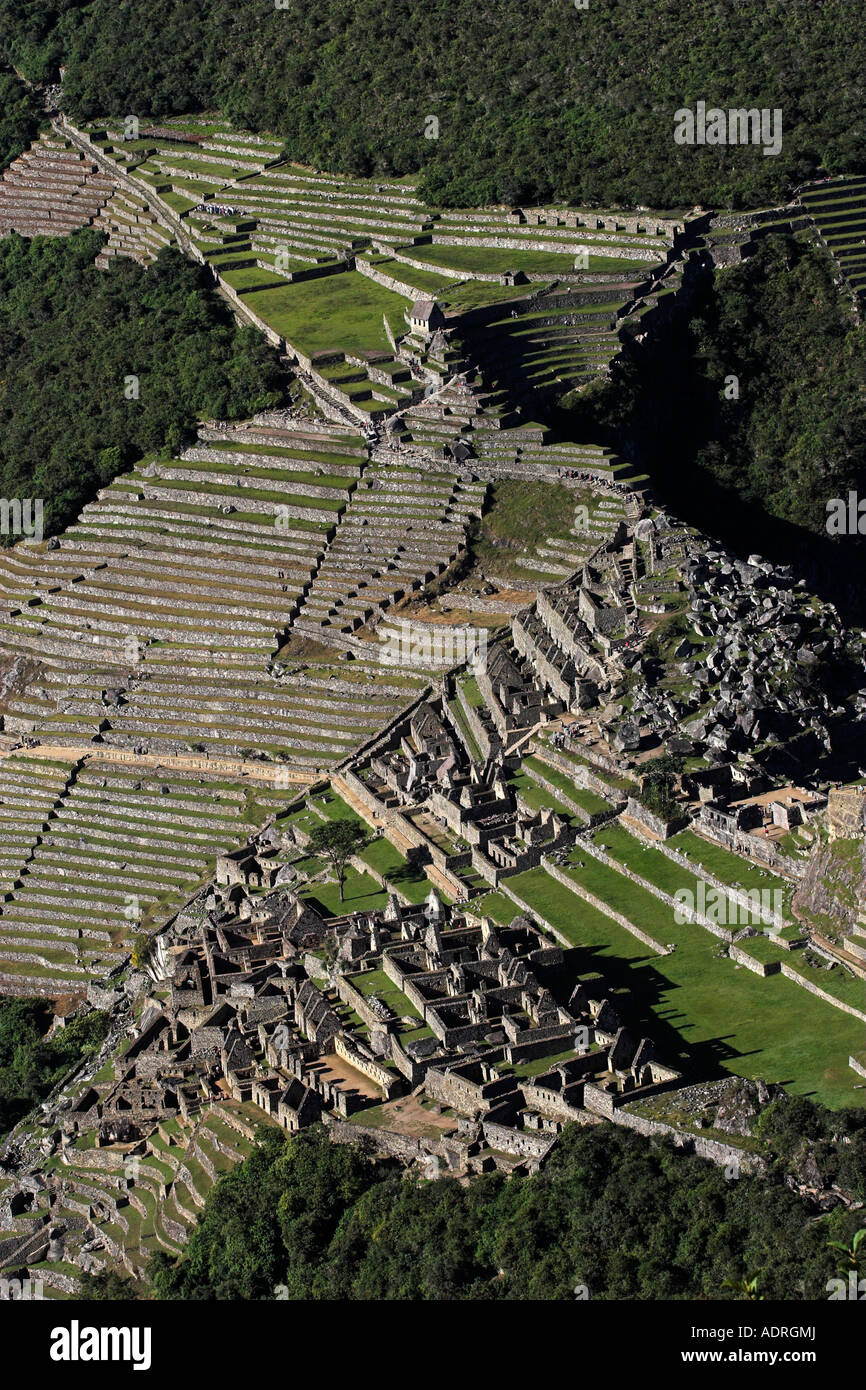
top-left (323, 1115), bottom-right (425, 1161)
top-left (332, 1033), bottom-right (396, 1095)
top-left (528, 743), bottom-right (626, 803)
top-left (540, 855), bottom-right (671, 953)
top-left (609, 1104), bottom-right (767, 1175)
top-left (354, 256), bottom-right (430, 301)
top-left (729, 944), bottom-right (778, 976)
top-left (625, 796), bottom-right (689, 840)
top-left (522, 761), bottom-right (616, 828)
top-left (697, 814), bottom-right (807, 879)
top-left (777, 962), bottom-right (866, 1023)
top-left (634, 830), bottom-right (789, 933)
top-left (828, 787), bottom-right (866, 841)
top-left (568, 834), bottom-right (734, 943)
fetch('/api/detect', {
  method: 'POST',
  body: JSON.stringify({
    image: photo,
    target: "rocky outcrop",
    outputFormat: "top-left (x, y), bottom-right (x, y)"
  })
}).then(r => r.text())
top-left (793, 837), bottom-right (866, 942)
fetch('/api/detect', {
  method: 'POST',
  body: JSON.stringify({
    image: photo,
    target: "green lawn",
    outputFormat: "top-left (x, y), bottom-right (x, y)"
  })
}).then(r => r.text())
top-left (310, 789), bottom-right (366, 826)
top-left (668, 828), bottom-right (792, 906)
top-left (242, 270), bottom-right (411, 354)
top-left (508, 866), bottom-right (862, 1108)
top-left (523, 756), bottom-right (611, 816)
top-left (448, 698), bottom-right (483, 762)
top-left (591, 822), bottom-right (757, 916)
top-left (413, 243), bottom-right (651, 276)
top-left (509, 769), bottom-right (578, 824)
top-left (347, 967), bottom-right (422, 1020)
top-left (364, 255), bottom-right (455, 296)
top-left (361, 836), bottom-right (432, 904)
top-left (299, 864), bottom-right (388, 916)
top-left (534, 739), bottom-right (637, 795)
top-left (470, 891), bottom-right (526, 927)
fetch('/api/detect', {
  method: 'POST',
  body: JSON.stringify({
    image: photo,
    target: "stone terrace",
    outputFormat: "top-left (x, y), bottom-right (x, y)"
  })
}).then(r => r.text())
top-left (94, 187), bottom-right (174, 268)
top-left (0, 758), bottom-right (264, 996)
top-left (0, 420), bottom-right (429, 764)
top-left (0, 133), bottom-right (115, 239)
top-left (799, 176), bottom-right (866, 310)
top-left (289, 461), bottom-right (487, 648)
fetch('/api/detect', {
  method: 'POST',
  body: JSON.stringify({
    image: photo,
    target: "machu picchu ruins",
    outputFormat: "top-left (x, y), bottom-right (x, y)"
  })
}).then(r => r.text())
top-left (0, 0), bottom-right (865, 1321)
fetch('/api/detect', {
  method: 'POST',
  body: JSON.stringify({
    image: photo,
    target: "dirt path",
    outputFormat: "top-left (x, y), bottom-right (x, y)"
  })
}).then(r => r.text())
top-left (0, 739), bottom-right (319, 786)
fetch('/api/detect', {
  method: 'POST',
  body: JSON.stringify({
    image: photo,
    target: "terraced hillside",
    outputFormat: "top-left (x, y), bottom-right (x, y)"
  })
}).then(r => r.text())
top-left (0, 418), bottom-right (435, 765)
top-left (51, 116), bottom-right (686, 424)
top-left (5, 1098), bottom-right (273, 1291)
top-left (0, 754), bottom-right (294, 996)
top-left (799, 175), bottom-right (866, 310)
top-left (0, 131), bottom-right (114, 237)
top-left (290, 461), bottom-right (486, 648)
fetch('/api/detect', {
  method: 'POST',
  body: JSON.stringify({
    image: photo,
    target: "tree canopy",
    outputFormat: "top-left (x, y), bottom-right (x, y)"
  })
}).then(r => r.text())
top-left (143, 1113), bottom-right (866, 1301)
top-left (0, 230), bottom-right (284, 538)
top-left (1, 1), bottom-right (863, 210)
top-left (0, 997), bottom-right (109, 1135)
top-left (0, 68), bottom-right (42, 171)
top-left (308, 821), bottom-right (369, 902)
top-left (567, 235), bottom-right (866, 615)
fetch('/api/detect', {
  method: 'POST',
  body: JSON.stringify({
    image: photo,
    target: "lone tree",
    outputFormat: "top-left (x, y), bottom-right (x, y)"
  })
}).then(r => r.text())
top-left (308, 820), bottom-right (368, 903)
top-left (637, 751), bottom-right (685, 821)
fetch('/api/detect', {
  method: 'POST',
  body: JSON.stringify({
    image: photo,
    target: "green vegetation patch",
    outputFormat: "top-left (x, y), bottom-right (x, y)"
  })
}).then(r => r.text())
top-left (509, 866), bottom-right (862, 1108)
top-left (242, 271), bottom-right (411, 355)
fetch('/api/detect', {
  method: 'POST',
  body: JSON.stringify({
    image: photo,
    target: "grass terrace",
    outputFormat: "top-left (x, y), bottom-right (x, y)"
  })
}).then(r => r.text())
top-left (469, 892), bottom-right (529, 926)
top-left (405, 243), bottom-right (648, 277)
top-left (348, 967), bottom-right (422, 1020)
top-left (299, 864), bottom-right (389, 917)
top-left (523, 755), bottom-right (611, 817)
top-left (473, 479), bottom-right (582, 580)
top-left (360, 836), bottom-right (432, 904)
top-left (507, 866), bottom-right (861, 1108)
top-left (241, 270), bottom-right (411, 354)
top-left (668, 828), bottom-right (793, 905)
top-left (447, 697), bottom-right (483, 762)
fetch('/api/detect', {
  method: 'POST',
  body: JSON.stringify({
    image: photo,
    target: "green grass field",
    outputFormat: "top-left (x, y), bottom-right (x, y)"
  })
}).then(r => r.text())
top-left (508, 866), bottom-right (863, 1108)
top-left (242, 270), bottom-right (411, 354)
top-left (361, 836), bottom-right (432, 904)
top-left (300, 864), bottom-right (388, 917)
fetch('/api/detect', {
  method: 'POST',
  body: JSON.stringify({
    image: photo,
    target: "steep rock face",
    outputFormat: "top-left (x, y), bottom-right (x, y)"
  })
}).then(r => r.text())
top-left (793, 835), bottom-right (866, 942)
top-left (714, 1077), bottom-right (778, 1138)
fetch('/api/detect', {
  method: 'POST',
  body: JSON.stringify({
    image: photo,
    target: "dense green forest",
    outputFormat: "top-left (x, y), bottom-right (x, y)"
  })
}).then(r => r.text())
top-left (0, 230), bottom-right (284, 537)
top-left (684, 237), bottom-right (866, 536)
top-left (0, 998), bottom-right (109, 1134)
top-left (565, 235), bottom-right (866, 605)
top-left (76, 1103), bottom-right (866, 1300)
top-left (0, 67), bottom-right (41, 170)
top-left (1, 1), bottom-right (863, 209)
